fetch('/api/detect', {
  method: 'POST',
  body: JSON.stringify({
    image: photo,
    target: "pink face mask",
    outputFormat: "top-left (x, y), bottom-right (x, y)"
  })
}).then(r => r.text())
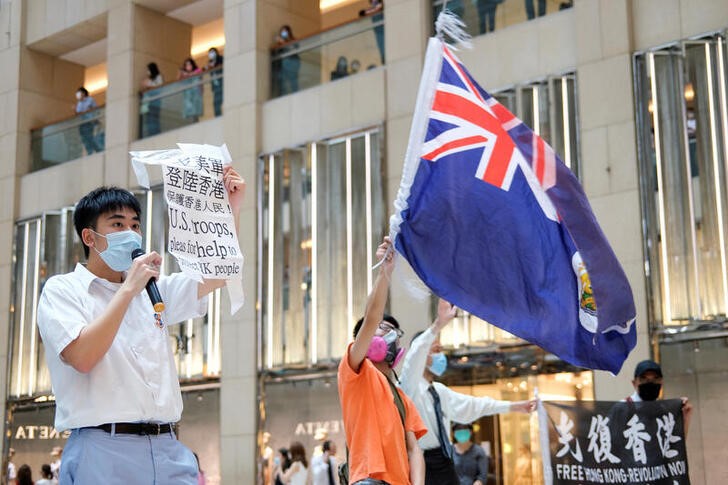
top-left (366, 330), bottom-right (405, 367)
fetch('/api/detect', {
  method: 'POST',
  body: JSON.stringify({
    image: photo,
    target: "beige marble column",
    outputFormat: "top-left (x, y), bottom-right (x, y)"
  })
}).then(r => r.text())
top-left (0, 0), bottom-right (24, 455)
top-left (572, 0), bottom-right (649, 399)
top-left (219, 0), bottom-right (259, 482)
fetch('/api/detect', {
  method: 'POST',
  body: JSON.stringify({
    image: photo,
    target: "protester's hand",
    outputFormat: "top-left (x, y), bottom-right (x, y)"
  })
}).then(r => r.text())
top-left (376, 236), bottom-right (395, 277)
top-left (681, 397), bottom-right (693, 419)
top-left (433, 298), bottom-right (457, 332)
top-left (122, 251), bottom-right (162, 294)
top-left (223, 165), bottom-right (246, 215)
top-left (511, 399), bottom-right (537, 413)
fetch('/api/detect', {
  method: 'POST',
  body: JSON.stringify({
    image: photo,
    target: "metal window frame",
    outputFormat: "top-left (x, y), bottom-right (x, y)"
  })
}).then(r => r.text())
top-left (633, 31), bottom-right (728, 340)
top-left (257, 126), bottom-right (383, 371)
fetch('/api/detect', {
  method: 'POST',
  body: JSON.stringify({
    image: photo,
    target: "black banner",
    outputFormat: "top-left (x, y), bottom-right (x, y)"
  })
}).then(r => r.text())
top-left (539, 400), bottom-right (689, 484)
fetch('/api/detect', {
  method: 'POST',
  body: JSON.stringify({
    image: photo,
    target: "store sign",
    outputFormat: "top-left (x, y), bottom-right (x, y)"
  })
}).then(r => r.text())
top-left (9, 406), bottom-right (69, 480)
top-left (14, 425), bottom-right (70, 440)
top-left (294, 420), bottom-right (344, 436)
top-left (539, 400), bottom-right (689, 485)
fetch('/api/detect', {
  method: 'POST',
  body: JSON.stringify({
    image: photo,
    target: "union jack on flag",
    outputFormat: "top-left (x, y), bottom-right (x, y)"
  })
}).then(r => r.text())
top-left (390, 38), bottom-right (636, 374)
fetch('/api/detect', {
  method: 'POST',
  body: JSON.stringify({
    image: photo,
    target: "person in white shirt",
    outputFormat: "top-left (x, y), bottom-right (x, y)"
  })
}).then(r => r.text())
top-left (49, 446), bottom-right (62, 480)
top-left (35, 463), bottom-right (56, 485)
top-left (311, 440), bottom-right (339, 485)
top-left (7, 447), bottom-right (16, 483)
top-left (311, 427), bottom-right (328, 458)
top-left (37, 170), bottom-right (245, 484)
top-left (281, 442), bottom-right (309, 485)
top-left (400, 299), bottom-right (537, 485)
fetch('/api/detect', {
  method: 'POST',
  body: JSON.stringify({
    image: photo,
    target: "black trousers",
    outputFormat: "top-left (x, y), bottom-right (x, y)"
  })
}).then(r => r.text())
top-left (424, 448), bottom-right (460, 485)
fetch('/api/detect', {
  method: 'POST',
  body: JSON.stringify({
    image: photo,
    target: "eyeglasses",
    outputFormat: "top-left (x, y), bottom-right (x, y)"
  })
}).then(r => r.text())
top-left (378, 322), bottom-right (404, 337)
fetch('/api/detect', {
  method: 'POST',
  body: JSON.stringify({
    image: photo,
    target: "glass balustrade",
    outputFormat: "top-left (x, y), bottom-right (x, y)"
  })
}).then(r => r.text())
top-left (270, 14), bottom-right (385, 98)
top-left (139, 67), bottom-right (223, 139)
top-left (432, 0), bottom-right (573, 38)
top-left (30, 106), bottom-right (106, 171)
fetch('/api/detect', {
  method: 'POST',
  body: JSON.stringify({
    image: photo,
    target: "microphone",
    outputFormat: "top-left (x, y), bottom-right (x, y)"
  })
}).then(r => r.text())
top-left (131, 248), bottom-right (165, 313)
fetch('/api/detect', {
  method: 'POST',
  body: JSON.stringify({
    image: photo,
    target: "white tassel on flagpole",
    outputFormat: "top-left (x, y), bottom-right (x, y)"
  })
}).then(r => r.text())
top-left (435, 8), bottom-right (472, 50)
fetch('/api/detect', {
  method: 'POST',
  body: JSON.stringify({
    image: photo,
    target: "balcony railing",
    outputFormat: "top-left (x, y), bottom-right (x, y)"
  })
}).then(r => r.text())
top-left (139, 67), bottom-right (223, 139)
top-left (270, 13), bottom-right (384, 98)
top-left (30, 106), bottom-right (105, 171)
top-left (432, 0), bottom-right (573, 38)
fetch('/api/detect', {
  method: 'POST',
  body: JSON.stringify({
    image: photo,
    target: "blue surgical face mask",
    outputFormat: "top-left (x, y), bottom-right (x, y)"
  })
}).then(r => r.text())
top-left (454, 429), bottom-right (472, 444)
top-left (92, 229), bottom-right (142, 272)
top-left (429, 352), bottom-right (447, 376)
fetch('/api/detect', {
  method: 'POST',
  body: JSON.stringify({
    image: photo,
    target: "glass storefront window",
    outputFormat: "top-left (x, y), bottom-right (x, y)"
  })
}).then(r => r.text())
top-left (259, 129), bottom-right (385, 369)
top-left (10, 211), bottom-right (83, 399)
top-left (432, 0), bottom-right (573, 39)
top-left (496, 74), bottom-right (580, 175)
top-left (635, 32), bottom-right (728, 327)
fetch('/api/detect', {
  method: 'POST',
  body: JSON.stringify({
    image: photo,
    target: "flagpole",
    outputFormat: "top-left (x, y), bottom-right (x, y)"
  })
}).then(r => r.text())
top-left (535, 387), bottom-right (553, 485)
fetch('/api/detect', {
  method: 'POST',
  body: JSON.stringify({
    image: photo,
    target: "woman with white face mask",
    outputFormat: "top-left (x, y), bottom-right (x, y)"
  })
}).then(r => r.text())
top-left (273, 448), bottom-right (292, 485)
top-left (272, 25), bottom-right (300, 95)
top-left (74, 86), bottom-right (103, 155)
top-left (177, 57), bottom-right (203, 122)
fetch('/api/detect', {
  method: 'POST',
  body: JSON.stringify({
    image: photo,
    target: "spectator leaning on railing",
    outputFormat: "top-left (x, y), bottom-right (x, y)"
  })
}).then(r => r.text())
top-left (74, 87), bottom-right (103, 155)
top-left (205, 47), bottom-right (224, 117)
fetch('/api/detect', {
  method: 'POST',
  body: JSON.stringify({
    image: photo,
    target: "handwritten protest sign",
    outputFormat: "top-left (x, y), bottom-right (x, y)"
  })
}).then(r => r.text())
top-left (130, 143), bottom-right (244, 313)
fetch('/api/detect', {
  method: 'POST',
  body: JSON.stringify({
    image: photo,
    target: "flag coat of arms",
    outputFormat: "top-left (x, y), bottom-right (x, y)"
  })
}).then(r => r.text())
top-left (390, 37), bottom-right (636, 374)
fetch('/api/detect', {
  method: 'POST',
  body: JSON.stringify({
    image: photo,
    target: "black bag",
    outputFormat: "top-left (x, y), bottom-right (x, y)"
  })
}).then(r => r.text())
top-left (338, 458), bottom-right (349, 485)
top-left (339, 377), bottom-right (406, 485)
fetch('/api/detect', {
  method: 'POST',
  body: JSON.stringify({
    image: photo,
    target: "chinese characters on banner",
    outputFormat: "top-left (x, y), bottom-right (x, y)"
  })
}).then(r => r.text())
top-left (539, 400), bottom-right (689, 484)
top-left (130, 144), bottom-right (244, 313)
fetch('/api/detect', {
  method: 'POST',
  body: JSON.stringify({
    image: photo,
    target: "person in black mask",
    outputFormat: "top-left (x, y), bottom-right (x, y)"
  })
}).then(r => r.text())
top-left (627, 359), bottom-right (693, 435)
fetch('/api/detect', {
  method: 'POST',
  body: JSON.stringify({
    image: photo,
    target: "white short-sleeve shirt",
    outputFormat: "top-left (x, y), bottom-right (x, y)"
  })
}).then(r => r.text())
top-left (37, 264), bottom-right (208, 431)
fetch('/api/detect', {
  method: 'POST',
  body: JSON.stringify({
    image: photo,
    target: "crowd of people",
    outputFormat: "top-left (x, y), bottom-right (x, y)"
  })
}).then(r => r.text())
top-left (6, 445), bottom-right (209, 485)
top-left (254, 237), bottom-right (693, 485)
top-left (271, 0), bottom-right (384, 97)
top-left (10, 179), bottom-right (689, 485)
top-left (72, 46), bottom-right (225, 154)
top-left (140, 47), bottom-right (224, 137)
top-left (6, 446), bottom-right (62, 485)
top-left (26, 2), bottom-right (689, 482)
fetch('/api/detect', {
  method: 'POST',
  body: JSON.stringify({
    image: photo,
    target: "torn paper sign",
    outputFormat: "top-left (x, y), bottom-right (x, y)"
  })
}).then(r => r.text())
top-left (130, 143), bottom-right (244, 314)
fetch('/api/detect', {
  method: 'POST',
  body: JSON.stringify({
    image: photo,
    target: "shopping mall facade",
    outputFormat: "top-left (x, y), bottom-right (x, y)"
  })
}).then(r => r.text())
top-left (0, 0), bottom-right (727, 483)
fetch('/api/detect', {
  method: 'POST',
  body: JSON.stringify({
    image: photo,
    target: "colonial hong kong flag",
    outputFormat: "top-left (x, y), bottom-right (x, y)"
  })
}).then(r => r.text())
top-left (390, 37), bottom-right (636, 374)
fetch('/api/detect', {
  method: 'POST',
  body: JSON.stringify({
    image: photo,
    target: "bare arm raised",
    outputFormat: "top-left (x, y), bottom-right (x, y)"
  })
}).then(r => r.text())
top-left (348, 236), bottom-right (395, 372)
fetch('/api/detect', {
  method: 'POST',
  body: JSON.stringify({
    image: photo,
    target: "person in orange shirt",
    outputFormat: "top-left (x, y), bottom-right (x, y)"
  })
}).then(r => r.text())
top-left (338, 236), bottom-right (427, 485)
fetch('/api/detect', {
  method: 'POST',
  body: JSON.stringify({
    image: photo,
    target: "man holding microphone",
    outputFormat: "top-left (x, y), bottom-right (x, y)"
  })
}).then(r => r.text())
top-left (37, 166), bottom-right (244, 484)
